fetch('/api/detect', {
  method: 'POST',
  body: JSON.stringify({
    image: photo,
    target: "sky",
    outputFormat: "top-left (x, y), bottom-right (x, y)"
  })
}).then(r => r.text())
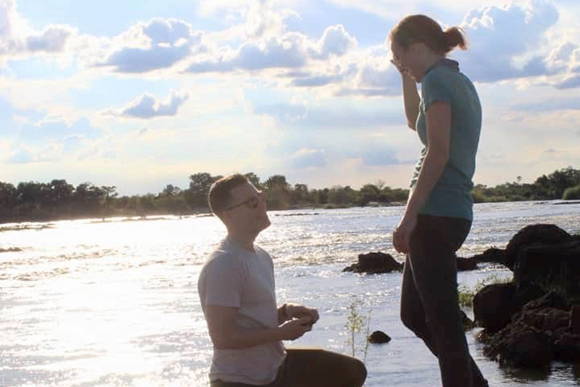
top-left (0, 0), bottom-right (579, 195)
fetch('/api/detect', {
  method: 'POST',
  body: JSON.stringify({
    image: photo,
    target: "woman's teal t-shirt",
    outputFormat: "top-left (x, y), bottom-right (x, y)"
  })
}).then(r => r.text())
top-left (411, 59), bottom-right (482, 221)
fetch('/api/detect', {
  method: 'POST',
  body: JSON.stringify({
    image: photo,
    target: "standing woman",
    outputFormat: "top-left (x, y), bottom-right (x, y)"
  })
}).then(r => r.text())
top-left (389, 15), bottom-right (488, 387)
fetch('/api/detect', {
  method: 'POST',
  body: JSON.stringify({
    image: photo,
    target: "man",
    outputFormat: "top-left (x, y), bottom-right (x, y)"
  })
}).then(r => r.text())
top-left (198, 174), bottom-right (367, 387)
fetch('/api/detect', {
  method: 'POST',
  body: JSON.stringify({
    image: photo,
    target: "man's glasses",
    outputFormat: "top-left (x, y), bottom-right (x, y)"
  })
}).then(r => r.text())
top-left (225, 191), bottom-right (264, 211)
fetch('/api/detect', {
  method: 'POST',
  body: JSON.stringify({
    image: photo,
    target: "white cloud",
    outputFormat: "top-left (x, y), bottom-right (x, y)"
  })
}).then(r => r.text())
top-left (187, 23), bottom-right (357, 74)
top-left (311, 24), bottom-right (357, 59)
top-left (19, 117), bottom-right (101, 143)
top-left (97, 18), bottom-right (203, 73)
top-left (116, 91), bottom-right (189, 119)
top-left (290, 148), bottom-right (327, 168)
top-left (0, 0), bottom-right (73, 58)
top-left (456, 0), bottom-right (559, 82)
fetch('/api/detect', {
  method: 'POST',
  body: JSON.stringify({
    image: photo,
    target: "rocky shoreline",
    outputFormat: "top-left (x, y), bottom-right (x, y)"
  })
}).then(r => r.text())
top-left (343, 223), bottom-right (580, 369)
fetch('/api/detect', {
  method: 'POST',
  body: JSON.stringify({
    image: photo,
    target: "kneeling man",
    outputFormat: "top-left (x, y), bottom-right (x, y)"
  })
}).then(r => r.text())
top-left (198, 174), bottom-right (367, 387)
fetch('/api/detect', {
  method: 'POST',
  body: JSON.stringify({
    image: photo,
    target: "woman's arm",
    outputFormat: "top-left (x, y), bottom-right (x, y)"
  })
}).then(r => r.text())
top-left (401, 75), bottom-right (420, 131)
top-left (391, 59), bottom-right (420, 130)
top-left (393, 101), bottom-right (451, 253)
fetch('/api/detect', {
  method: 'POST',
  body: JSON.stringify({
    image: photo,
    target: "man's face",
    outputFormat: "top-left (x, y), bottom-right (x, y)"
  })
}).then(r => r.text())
top-left (223, 182), bottom-right (270, 235)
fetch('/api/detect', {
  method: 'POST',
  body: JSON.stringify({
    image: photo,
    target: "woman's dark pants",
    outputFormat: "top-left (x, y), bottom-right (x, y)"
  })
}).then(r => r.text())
top-left (401, 214), bottom-right (488, 387)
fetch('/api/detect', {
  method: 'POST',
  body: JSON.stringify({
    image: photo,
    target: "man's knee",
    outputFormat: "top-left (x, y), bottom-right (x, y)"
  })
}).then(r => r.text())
top-left (346, 357), bottom-right (367, 387)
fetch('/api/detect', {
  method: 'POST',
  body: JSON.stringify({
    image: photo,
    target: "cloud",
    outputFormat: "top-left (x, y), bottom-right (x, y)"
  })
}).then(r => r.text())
top-left (117, 91), bottom-right (189, 119)
top-left (0, 0), bottom-right (73, 57)
top-left (19, 117), bottom-right (101, 143)
top-left (290, 148), bottom-right (327, 168)
top-left (186, 24), bottom-right (357, 74)
top-left (457, 0), bottom-right (559, 82)
top-left (311, 25), bottom-right (357, 60)
top-left (6, 148), bottom-right (33, 163)
top-left (512, 97), bottom-right (580, 112)
top-left (187, 32), bottom-right (308, 73)
top-left (26, 25), bottom-right (73, 53)
top-left (359, 148), bottom-right (400, 166)
top-left (555, 74), bottom-right (580, 89)
top-left (253, 99), bottom-right (401, 128)
top-left (98, 18), bottom-right (203, 73)
top-left (5, 142), bottom-right (66, 164)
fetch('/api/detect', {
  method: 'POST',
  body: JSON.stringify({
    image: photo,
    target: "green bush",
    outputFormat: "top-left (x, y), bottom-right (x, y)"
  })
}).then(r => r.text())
top-left (563, 185), bottom-right (580, 200)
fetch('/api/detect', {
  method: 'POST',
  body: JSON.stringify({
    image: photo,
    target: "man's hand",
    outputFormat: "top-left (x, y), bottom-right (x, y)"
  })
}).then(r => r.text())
top-left (279, 317), bottom-right (313, 340)
top-left (286, 304), bottom-right (319, 326)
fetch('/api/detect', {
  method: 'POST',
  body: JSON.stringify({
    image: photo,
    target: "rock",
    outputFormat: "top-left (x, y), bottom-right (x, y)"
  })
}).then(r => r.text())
top-left (343, 252), bottom-right (403, 274)
top-left (470, 247), bottom-right (507, 266)
top-left (473, 282), bottom-right (517, 332)
top-left (520, 291), bottom-right (570, 312)
top-left (484, 306), bottom-right (555, 368)
top-left (571, 306), bottom-right (580, 335)
top-left (520, 307), bottom-right (570, 332)
top-left (504, 224), bottom-right (571, 270)
top-left (498, 329), bottom-right (553, 368)
top-left (457, 257), bottom-right (478, 271)
top-left (514, 240), bottom-right (580, 300)
top-left (554, 333), bottom-right (580, 362)
top-left (482, 293), bottom-right (573, 368)
top-left (461, 310), bottom-right (475, 331)
top-left (368, 330), bottom-right (391, 344)
top-left (475, 225), bottom-right (580, 370)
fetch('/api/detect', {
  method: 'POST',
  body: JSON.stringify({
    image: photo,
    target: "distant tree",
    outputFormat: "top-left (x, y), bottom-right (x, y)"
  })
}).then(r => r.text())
top-left (328, 185), bottom-right (358, 206)
top-left (244, 172), bottom-right (262, 189)
top-left (292, 183), bottom-right (309, 205)
top-left (264, 175), bottom-right (291, 210)
top-left (563, 185), bottom-right (580, 200)
top-left (186, 172), bottom-right (221, 209)
top-left (0, 182), bottom-right (17, 220)
top-left (534, 167), bottom-right (580, 199)
top-left (359, 184), bottom-right (381, 205)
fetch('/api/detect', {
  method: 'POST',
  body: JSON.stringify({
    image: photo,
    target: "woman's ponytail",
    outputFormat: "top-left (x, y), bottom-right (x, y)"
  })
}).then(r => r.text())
top-left (444, 27), bottom-right (467, 52)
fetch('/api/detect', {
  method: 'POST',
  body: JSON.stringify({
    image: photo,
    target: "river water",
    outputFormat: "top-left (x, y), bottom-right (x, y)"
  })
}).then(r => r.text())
top-left (1, 201), bottom-right (580, 386)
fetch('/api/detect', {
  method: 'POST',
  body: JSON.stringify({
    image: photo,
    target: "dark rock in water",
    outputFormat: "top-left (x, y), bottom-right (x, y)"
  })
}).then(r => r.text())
top-left (482, 292), bottom-right (573, 368)
top-left (343, 252), bottom-right (403, 274)
top-left (475, 224), bottom-right (580, 370)
top-left (571, 306), bottom-right (580, 335)
top-left (368, 330), bottom-right (391, 344)
top-left (457, 257), bottom-right (478, 271)
top-left (461, 310), bottom-right (475, 331)
top-left (504, 224), bottom-right (571, 270)
top-left (498, 329), bottom-right (553, 368)
top-left (470, 247), bottom-right (507, 266)
top-left (473, 282), bottom-right (517, 332)
top-left (554, 332), bottom-right (580, 362)
top-left (514, 240), bottom-right (580, 300)
top-left (521, 291), bottom-right (570, 313)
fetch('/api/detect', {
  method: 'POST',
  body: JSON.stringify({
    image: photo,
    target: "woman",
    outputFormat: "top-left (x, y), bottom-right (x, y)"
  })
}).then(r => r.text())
top-left (389, 15), bottom-right (488, 387)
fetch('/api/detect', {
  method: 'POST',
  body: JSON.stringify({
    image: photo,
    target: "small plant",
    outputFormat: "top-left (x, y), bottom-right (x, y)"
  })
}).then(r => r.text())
top-left (345, 299), bottom-right (373, 362)
top-left (458, 284), bottom-right (476, 308)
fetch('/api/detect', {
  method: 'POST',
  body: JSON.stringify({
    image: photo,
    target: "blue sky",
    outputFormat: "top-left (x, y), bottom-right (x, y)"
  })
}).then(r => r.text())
top-left (1, 0), bottom-right (579, 194)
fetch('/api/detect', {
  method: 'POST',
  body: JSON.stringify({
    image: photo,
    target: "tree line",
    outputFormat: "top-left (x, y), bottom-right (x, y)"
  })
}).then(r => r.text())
top-left (0, 167), bottom-right (579, 223)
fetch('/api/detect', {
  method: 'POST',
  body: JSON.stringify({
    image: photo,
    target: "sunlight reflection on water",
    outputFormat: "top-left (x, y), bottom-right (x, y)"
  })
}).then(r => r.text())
top-left (1, 202), bottom-right (580, 386)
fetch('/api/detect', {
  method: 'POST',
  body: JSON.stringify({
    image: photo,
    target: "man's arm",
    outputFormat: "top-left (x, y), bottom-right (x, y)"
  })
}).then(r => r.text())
top-left (205, 305), bottom-right (312, 350)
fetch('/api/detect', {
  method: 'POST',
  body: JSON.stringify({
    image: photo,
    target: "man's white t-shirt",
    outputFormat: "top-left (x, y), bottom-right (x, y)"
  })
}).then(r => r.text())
top-left (198, 237), bottom-right (286, 384)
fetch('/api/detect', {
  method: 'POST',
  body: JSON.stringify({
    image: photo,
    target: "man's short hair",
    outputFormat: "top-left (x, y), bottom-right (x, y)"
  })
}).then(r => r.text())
top-left (208, 174), bottom-right (249, 214)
